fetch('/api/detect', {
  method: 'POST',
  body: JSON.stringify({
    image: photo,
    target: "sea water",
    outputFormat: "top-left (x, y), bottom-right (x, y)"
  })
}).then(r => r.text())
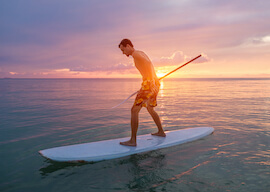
top-left (0, 78), bottom-right (269, 192)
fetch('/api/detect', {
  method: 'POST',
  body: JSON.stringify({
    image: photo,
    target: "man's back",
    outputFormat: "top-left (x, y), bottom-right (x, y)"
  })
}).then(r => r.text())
top-left (132, 50), bottom-right (159, 81)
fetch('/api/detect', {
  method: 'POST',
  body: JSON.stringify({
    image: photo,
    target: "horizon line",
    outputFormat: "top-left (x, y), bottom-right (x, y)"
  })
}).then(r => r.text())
top-left (1, 77), bottom-right (270, 80)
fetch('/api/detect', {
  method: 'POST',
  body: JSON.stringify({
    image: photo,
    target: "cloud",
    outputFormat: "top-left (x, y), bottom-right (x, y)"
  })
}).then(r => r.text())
top-left (9, 72), bottom-right (19, 75)
top-left (193, 53), bottom-right (212, 64)
top-left (54, 68), bottom-right (71, 72)
top-left (107, 63), bottom-right (134, 71)
top-left (3, 65), bottom-right (137, 78)
top-left (68, 62), bottom-right (135, 73)
top-left (156, 51), bottom-right (185, 66)
top-left (152, 51), bottom-right (211, 66)
top-left (251, 35), bottom-right (270, 45)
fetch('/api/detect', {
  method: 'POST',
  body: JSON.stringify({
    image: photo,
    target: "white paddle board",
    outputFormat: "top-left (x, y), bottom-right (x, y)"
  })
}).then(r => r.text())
top-left (39, 127), bottom-right (214, 162)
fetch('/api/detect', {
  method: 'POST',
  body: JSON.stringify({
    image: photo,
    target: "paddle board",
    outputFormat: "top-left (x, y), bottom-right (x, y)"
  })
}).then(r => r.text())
top-left (39, 127), bottom-right (214, 162)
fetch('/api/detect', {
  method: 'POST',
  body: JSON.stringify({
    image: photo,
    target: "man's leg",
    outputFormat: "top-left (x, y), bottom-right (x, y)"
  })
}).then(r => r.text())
top-left (120, 105), bottom-right (142, 146)
top-left (147, 106), bottom-right (166, 137)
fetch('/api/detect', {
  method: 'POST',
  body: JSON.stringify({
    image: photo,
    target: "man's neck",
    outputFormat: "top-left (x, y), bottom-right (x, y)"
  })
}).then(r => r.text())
top-left (131, 49), bottom-right (136, 57)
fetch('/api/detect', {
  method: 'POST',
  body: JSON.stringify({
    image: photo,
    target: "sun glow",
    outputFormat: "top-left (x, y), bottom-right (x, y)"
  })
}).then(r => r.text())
top-left (157, 72), bottom-right (167, 79)
top-left (156, 68), bottom-right (169, 79)
top-left (156, 66), bottom-right (177, 79)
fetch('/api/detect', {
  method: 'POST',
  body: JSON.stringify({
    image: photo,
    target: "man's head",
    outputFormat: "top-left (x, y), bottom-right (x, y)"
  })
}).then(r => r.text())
top-left (119, 39), bottom-right (134, 57)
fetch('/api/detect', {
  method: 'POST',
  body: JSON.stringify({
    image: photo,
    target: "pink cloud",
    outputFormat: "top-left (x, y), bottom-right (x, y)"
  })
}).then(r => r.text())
top-left (152, 51), bottom-right (211, 66)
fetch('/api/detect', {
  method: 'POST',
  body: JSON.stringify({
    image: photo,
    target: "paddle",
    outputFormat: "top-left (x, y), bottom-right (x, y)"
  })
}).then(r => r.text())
top-left (111, 54), bottom-right (202, 109)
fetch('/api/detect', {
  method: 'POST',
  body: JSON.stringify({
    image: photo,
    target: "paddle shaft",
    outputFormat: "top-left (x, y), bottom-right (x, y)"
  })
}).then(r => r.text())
top-left (158, 54), bottom-right (201, 81)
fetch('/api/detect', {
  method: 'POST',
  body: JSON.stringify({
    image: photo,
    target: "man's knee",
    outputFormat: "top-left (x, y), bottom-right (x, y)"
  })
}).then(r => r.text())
top-left (146, 106), bottom-right (155, 113)
top-left (131, 105), bottom-right (141, 114)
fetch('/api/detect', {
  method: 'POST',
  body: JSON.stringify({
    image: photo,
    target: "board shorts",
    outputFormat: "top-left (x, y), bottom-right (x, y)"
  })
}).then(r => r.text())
top-left (134, 78), bottom-right (160, 107)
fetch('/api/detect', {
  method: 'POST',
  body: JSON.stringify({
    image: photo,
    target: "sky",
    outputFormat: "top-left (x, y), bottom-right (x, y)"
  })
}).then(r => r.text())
top-left (0, 0), bottom-right (270, 78)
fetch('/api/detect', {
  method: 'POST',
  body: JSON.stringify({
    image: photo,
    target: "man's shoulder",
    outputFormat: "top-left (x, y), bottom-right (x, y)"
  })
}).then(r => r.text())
top-left (132, 50), bottom-right (144, 58)
top-left (132, 50), bottom-right (150, 62)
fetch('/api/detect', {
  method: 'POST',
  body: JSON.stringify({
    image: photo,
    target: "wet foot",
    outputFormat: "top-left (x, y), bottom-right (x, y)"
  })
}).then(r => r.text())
top-left (151, 132), bottom-right (166, 137)
top-left (120, 140), bottom-right (137, 147)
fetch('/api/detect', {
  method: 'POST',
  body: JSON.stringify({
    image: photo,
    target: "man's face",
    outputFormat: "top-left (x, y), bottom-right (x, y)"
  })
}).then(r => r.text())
top-left (119, 44), bottom-right (131, 57)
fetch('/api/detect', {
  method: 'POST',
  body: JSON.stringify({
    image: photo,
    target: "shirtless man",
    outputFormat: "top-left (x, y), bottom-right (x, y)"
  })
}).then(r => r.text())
top-left (118, 39), bottom-right (166, 146)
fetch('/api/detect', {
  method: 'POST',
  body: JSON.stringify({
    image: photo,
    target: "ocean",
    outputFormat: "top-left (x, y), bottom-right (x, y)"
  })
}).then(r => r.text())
top-left (0, 78), bottom-right (269, 192)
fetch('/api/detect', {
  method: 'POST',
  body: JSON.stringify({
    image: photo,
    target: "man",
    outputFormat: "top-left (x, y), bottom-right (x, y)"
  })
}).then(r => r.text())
top-left (118, 39), bottom-right (166, 146)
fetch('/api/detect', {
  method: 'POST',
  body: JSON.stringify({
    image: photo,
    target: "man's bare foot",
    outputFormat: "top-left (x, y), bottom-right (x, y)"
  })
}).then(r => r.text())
top-left (151, 132), bottom-right (166, 137)
top-left (120, 140), bottom-right (137, 147)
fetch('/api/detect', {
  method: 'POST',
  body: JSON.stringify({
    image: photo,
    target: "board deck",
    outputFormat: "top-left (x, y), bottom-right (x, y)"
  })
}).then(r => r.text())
top-left (39, 127), bottom-right (214, 162)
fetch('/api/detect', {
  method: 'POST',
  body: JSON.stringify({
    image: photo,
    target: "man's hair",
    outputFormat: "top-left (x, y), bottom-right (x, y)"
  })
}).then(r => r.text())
top-left (118, 39), bottom-right (133, 48)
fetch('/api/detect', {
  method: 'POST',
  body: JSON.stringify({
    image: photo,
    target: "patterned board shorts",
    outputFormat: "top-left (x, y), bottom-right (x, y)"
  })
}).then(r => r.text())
top-left (134, 78), bottom-right (160, 107)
